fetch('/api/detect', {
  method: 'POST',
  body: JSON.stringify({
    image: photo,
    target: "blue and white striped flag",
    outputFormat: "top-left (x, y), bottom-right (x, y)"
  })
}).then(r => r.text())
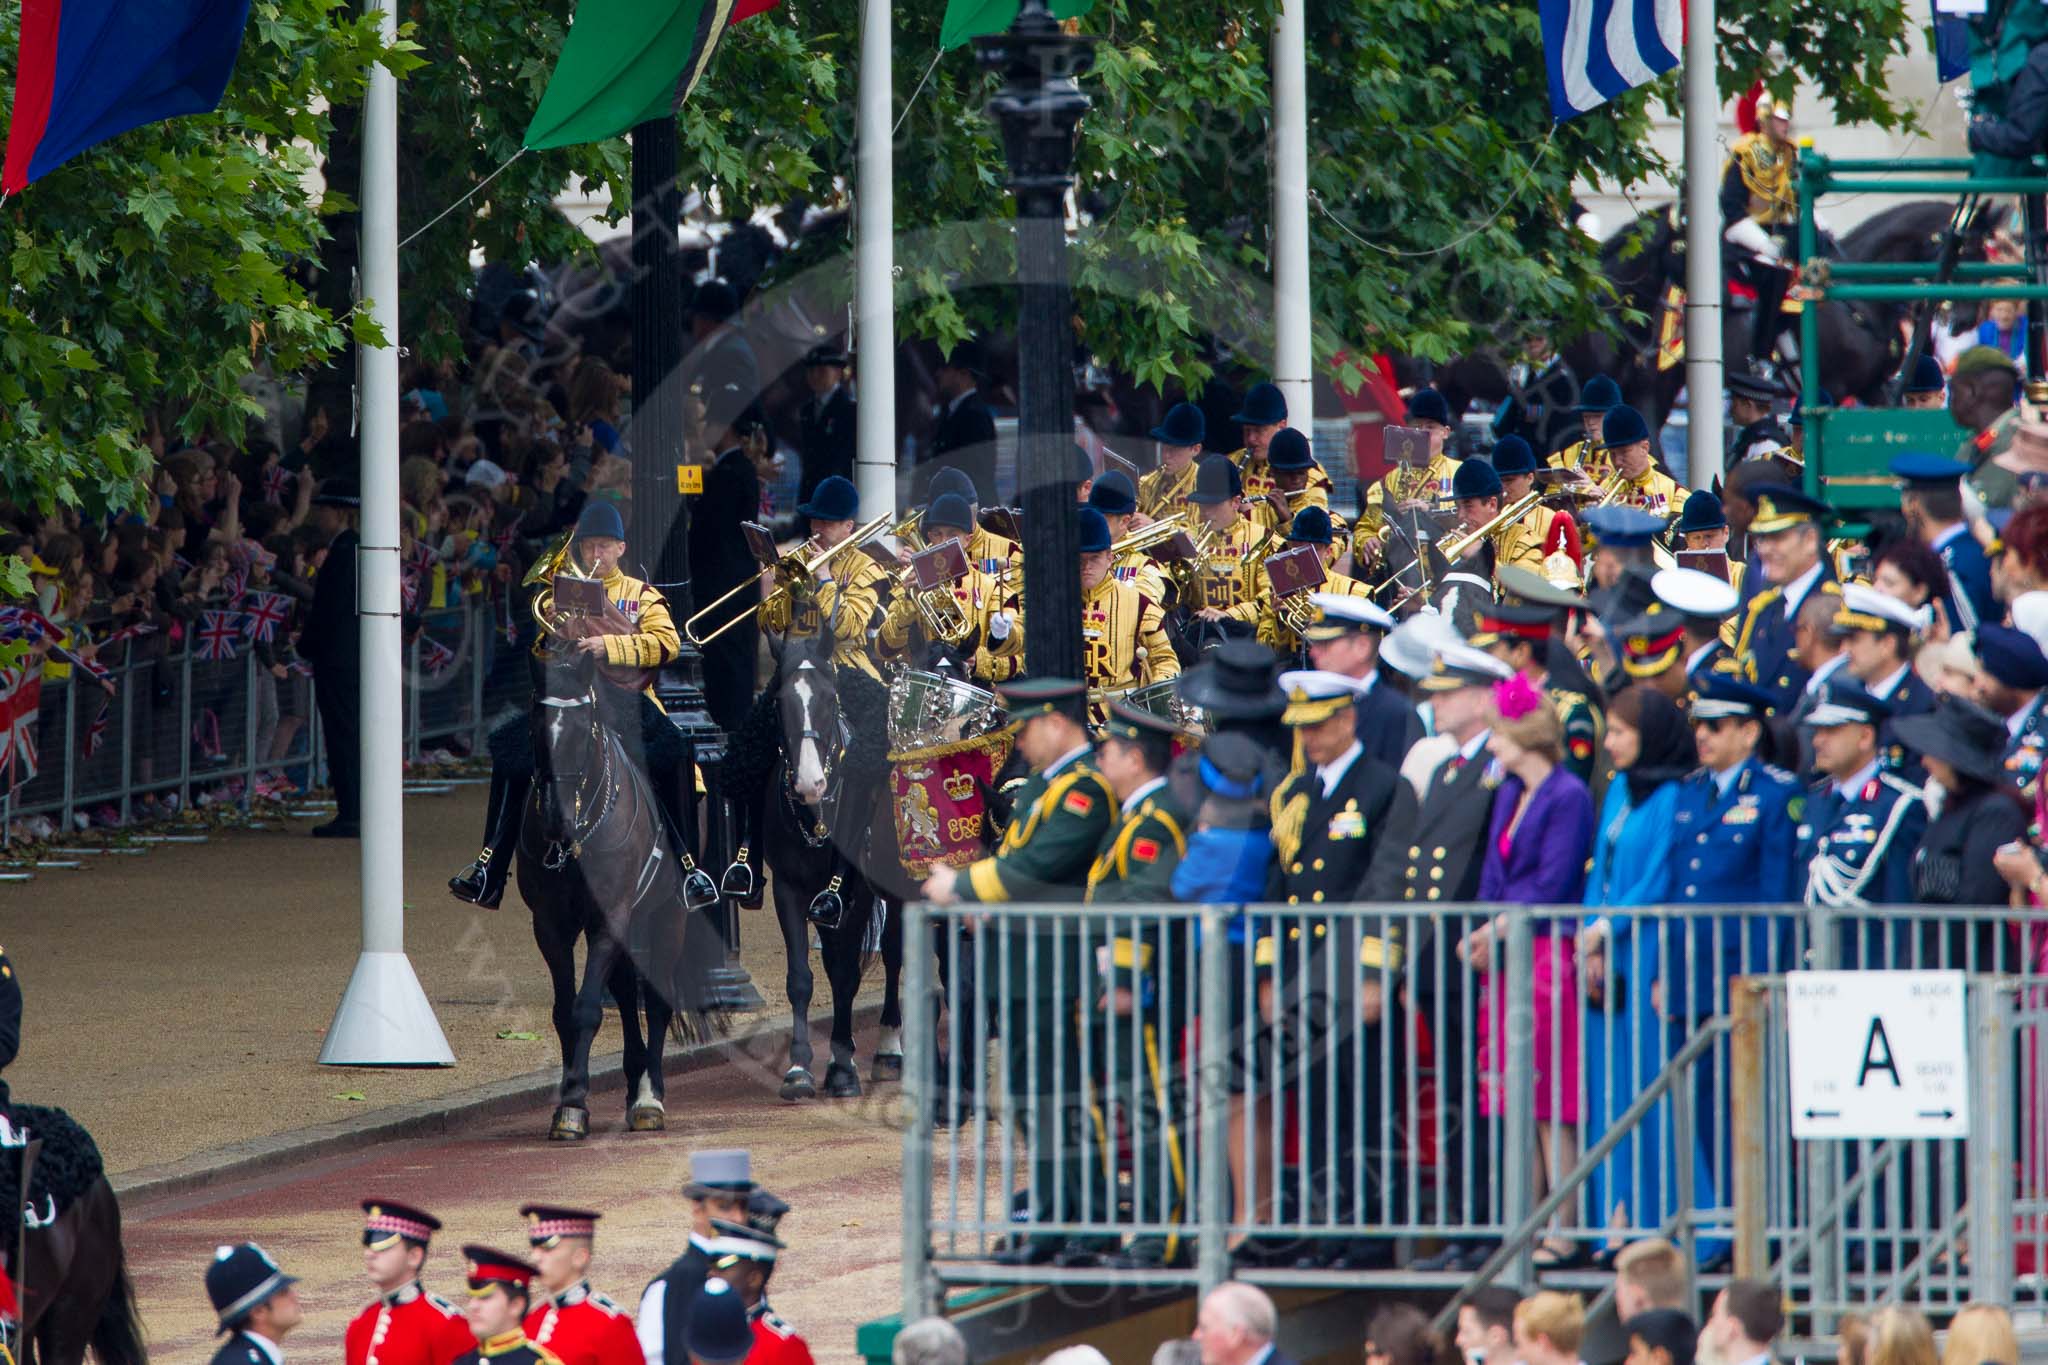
top-left (1541, 0), bottom-right (1685, 122)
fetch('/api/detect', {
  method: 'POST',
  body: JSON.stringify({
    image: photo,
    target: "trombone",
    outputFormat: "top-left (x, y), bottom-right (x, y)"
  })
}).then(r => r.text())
top-left (1109, 512), bottom-right (1189, 560)
top-left (683, 513), bottom-right (891, 646)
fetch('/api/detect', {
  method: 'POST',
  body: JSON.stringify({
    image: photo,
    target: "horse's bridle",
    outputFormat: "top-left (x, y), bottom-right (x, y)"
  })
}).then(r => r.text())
top-left (782, 661), bottom-right (846, 848)
top-left (536, 691), bottom-right (616, 866)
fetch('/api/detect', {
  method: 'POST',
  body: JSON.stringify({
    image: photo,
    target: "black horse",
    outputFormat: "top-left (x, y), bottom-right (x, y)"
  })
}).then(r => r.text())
top-left (1559, 198), bottom-right (2010, 434)
top-left (1, 1104), bottom-right (146, 1365)
top-left (754, 630), bottom-right (906, 1102)
top-left (516, 648), bottom-right (722, 1140)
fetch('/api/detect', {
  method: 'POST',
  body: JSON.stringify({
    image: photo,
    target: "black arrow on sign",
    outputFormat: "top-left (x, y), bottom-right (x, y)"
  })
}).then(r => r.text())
top-left (1804, 1109), bottom-right (1841, 1120)
top-left (1916, 1109), bottom-right (1955, 1121)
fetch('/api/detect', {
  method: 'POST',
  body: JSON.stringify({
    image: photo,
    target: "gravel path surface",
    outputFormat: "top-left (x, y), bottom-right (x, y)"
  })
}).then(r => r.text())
top-left (3, 784), bottom-right (861, 1175)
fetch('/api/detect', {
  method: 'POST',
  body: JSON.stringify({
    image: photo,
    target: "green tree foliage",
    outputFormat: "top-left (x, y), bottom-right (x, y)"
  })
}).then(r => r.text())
top-left (0, 0), bottom-right (403, 515)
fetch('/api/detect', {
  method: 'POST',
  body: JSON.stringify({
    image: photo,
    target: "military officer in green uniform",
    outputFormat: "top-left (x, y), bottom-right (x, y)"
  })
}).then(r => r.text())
top-left (1084, 701), bottom-right (1192, 1270)
top-left (922, 677), bottom-right (1116, 1267)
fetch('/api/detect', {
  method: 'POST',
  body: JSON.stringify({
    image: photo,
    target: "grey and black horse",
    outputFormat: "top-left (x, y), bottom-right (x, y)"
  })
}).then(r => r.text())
top-left (516, 647), bottom-right (723, 1140)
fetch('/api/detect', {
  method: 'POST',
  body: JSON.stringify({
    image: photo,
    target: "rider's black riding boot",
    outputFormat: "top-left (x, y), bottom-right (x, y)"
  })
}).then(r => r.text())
top-left (1750, 265), bottom-right (1791, 376)
top-left (654, 764), bottom-right (720, 912)
top-left (449, 771), bottom-right (530, 908)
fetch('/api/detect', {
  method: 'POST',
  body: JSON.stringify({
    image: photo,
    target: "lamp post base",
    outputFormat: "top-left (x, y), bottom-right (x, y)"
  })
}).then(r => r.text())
top-left (318, 950), bottom-right (457, 1066)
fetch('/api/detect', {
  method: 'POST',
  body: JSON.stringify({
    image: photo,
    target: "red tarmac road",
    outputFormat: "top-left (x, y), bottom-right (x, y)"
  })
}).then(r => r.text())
top-left (120, 1022), bottom-right (910, 1365)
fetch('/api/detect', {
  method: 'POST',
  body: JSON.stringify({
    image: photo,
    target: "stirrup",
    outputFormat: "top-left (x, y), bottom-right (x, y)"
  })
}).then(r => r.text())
top-left (807, 874), bottom-right (847, 931)
top-left (719, 846), bottom-right (755, 898)
top-left (448, 848), bottom-right (504, 908)
top-left (679, 854), bottom-right (721, 912)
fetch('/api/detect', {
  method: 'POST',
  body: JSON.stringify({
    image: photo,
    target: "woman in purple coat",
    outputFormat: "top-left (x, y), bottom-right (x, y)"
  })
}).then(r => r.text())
top-left (1461, 673), bottom-right (1597, 1266)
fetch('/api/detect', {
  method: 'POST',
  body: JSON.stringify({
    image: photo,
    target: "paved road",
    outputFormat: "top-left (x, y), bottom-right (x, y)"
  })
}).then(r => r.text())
top-left (120, 1021), bottom-right (911, 1365)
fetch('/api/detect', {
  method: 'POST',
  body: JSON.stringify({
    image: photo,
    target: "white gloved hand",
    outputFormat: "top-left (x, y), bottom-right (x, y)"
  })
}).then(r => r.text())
top-left (988, 612), bottom-right (1013, 642)
top-left (1724, 216), bottom-right (1782, 261)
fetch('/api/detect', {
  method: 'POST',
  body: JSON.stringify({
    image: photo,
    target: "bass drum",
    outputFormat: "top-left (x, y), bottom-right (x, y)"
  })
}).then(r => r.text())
top-left (888, 668), bottom-right (1002, 749)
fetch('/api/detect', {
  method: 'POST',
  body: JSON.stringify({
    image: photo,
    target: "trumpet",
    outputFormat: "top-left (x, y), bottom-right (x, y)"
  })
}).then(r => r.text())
top-left (1273, 586), bottom-right (1321, 637)
top-left (684, 514), bottom-right (891, 645)
top-left (1437, 489), bottom-right (1543, 563)
top-left (1109, 512), bottom-right (1189, 559)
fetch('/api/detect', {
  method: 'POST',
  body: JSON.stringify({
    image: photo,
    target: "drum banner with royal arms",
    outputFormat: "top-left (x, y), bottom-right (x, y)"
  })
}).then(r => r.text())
top-left (889, 730), bottom-right (1016, 878)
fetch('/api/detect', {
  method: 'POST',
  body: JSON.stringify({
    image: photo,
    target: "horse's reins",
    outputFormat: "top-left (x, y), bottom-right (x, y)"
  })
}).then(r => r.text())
top-left (536, 692), bottom-right (617, 866)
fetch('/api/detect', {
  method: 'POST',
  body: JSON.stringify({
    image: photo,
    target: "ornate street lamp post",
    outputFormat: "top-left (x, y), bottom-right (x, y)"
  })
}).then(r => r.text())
top-left (976, 1), bottom-right (1095, 684)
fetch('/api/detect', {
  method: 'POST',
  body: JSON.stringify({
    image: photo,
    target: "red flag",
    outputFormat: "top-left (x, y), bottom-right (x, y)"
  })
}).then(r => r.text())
top-left (733, 0), bottom-right (779, 19)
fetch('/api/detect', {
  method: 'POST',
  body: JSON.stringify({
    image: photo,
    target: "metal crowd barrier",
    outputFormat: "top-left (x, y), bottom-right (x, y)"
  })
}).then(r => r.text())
top-left (0, 597), bottom-right (520, 845)
top-left (899, 902), bottom-right (2048, 1326)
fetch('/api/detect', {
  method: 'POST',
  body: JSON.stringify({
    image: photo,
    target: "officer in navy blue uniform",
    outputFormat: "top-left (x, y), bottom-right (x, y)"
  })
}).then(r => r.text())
top-left (1829, 583), bottom-right (1935, 776)
top-left (1891, 452), bottom-right (1997, 634)
top-left (1666, 673), bottom-right (1800, 1227)
top-left (1665, 672), bottom-right (1801, 1019)
top-left (206, 1242), bottom-right (303, 1365)
top-left (1974, 622), bottom-right (2048, 799)
top-left (1300, 592), bottom-right (1419, 768)
top-left (1794, 680), bottom-right (1927, 944)
top-left (1731, 485), bottom-right (1840, 710)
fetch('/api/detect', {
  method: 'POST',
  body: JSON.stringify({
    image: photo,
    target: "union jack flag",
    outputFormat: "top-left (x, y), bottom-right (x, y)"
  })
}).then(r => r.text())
top-left (401, 570), bottom-right (420, 613)
top-left (102, 621), bottom-right (160, 647)
top-left (261, 464), bottom-right (293, 505)
top-left (240, 592), bottom-right (291, 643)
top-left (82, 698), bottom-right (110, 758)
top-left (0, 666), bottom-right (40, 790)
top-left (0, 606), bottom-right (53, 643)
top-left (195, 610), bottom-right (242, 661)
top-left (409, 541), bottom-right (438, 575)
top-left (419, 637), bottom-right (456, 675)
top-left (222, 567), bottom-right (247, 605)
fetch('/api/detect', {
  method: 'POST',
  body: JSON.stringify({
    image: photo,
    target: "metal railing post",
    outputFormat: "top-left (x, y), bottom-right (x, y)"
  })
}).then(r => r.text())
top-left (1804, 907), bottom-right (1840, 1330)
top-left (902, 902), bottom-right (935, 1324)
top-left (1502, 912), bottom-right (1536, 1288)
top-left (1730, 976), bottom-right (1769, 1278)
top-left (470, 600), bottom-right (488, 756)
top-left (1197, 902), bottom-right (1229, 1296)
top-left (1969, 977), bottom-right (2016, 1309)
top-left (58, 678), bottom-right (75, 831)
top-left (242, 650), bottom-right (258, 812)
top-left (406, 632), bottom-right (421, 763)
top-left (117, 659), bottom-right (134, 825)
top-left (176, 647), bottom-right (194, 806)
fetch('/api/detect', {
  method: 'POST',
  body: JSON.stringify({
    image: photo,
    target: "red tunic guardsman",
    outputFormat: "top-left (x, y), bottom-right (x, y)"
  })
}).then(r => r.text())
top-left (346, 1199), bottom-right (473, 1365)
top-left (518, 1206), bottom-right (644, 1365)
top-left (705, 1219), bottom-right (815, 1365)
top-left (456, 1247), bottom-right (560, 1365)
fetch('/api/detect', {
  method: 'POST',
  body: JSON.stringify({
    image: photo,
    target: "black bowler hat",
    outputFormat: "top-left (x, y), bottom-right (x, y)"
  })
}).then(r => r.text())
top-left (1078, 507), bottom-right (1113, 553)
top-left (929, 466), bottom-right (979, 504)
top-left (1452, 458), bottom-right (1503, 500)
top-left (1150, 402), bottom-right (1206, 447)
top-left (1088, 470), bottom-right (1137, 516)
top-left (690, 279), bottom-right (740, 322)
top-left (1406, 387), bottom-right (1451, 426)
top-left (1490, 435), bottom-right (1537, 476)
top-left (1595, 404), bottom-right (1652, 450)
top-left (1674, 489), bottom-right (1726, 535)
top-left (1574, 375), bottom-right (1622, 413)
top-left (797, 474), bottom-right (859, 522)
top-left (1177, 639), bottom-right (1286, 721)
top-left (1230, 382), bottom-right (1288, 426)
top-left (1892, 695), bottom-right (2011, 786)
top-left (1287, 506), bottom-right (1335, 544)
top-left (1267, 427), bottom-right (1315, 471)
top-left (1186, 455), bottom-right (1243, 505)
top-left (803, 342), bottom-right (850, 367)
top-left (207, 1243), bottom-right (297, 1333)
top-left (688, 1280), bottom-right (753, 1365)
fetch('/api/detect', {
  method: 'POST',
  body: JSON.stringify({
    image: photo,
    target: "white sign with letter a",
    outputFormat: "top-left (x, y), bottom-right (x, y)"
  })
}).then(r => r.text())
top-left (1786, 970), bottom-right (1969, 1141)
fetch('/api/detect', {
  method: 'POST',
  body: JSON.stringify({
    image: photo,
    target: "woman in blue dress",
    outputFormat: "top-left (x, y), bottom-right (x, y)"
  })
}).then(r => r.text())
top-left (1581, 685), bottom-right (1710, 1261)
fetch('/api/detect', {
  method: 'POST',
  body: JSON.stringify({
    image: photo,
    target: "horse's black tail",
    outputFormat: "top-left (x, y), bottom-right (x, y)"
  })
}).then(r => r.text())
top-left (90, 1243), bottom-right (147, 1365)
top-left (663, 904), bottom-right (733, 1048)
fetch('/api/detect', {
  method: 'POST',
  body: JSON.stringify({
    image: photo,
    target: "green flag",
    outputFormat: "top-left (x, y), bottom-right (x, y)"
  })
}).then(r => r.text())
top-left (939, 0), bottom-right (1094, 52)
top-left (524, 0), bottom-right (739, 150)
